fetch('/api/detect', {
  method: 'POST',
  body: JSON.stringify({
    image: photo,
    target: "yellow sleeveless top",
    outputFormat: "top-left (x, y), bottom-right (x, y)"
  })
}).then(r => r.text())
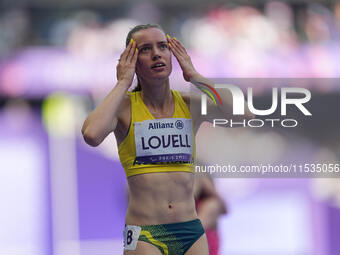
top-left (118, 90), bottom-right (195, 178)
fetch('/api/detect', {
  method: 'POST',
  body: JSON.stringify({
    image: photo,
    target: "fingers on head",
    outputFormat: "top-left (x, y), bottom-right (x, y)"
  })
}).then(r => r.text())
top-left (167, 35), bottom-right (186, 56)
top-left (121, 39), bottom-right (134, 61)
top-left (127, 42), bottom-right (137, 62)
top-left (167, 34), bottom-right (175, 48)
top-left (172, 39), bottom-right (186, 54)
top-left (133, 48), bottom-right (138, 62)
top-left (169, 39), bottom-right (179, 53)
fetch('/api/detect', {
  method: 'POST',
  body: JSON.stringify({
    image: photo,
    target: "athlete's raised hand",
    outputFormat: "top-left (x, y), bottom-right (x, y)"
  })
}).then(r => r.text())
top-left (167, 35), bottom-right (198, 82)
top-left (116, 39), bottom-right (138, 87)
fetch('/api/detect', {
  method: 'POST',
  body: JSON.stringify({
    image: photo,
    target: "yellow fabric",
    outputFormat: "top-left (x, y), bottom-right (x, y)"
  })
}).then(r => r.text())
top-left (140, 230), bottom-right (169, 255)
top-left (118, 90), bottom-right (195, 178)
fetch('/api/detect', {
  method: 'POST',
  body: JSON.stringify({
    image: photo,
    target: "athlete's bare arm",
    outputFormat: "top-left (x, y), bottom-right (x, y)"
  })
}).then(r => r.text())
top-left (82, 40), bottom-right (138, 146)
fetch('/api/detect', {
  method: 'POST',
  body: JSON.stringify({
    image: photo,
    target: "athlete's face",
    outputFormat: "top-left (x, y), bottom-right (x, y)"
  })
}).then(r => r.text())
top-left (133, 28), bottom-right (172, 83)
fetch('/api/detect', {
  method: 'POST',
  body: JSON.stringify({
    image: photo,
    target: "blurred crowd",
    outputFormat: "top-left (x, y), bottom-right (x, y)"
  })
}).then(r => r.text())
top-left (0, 1), bottom-right (340, 80)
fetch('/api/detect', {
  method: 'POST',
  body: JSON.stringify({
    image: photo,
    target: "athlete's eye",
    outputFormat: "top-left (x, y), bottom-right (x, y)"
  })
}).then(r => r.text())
top-left (140, 46), bottom-right (151, 53)
top-left (160, 43), bottom-right (168, 50)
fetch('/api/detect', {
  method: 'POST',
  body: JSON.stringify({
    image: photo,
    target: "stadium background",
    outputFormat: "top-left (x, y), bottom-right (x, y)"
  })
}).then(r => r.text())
top-left (1, 0), bottom-right (340, 254)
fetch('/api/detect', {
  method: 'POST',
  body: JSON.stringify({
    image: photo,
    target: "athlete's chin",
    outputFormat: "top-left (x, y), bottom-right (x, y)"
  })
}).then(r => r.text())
top-left (150, 71), bottom-right (171, 80)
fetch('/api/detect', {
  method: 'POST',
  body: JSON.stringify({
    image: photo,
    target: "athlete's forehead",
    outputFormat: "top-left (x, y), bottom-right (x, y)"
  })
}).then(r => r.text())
top-left (133, 28), bottom-right (166, 47)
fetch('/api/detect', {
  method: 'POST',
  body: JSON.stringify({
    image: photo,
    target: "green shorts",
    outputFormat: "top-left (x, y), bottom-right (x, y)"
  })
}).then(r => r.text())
top-left (123, 218), bottom-right (205, 255)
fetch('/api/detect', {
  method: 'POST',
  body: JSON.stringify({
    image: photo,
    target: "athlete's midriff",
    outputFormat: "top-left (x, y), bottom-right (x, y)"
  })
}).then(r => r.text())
top-left (125, 171), bottom-right (197, 225)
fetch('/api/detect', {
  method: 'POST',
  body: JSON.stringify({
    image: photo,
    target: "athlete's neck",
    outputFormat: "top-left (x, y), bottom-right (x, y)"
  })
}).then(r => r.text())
top-left (140, 79), bottom-right (172, 110)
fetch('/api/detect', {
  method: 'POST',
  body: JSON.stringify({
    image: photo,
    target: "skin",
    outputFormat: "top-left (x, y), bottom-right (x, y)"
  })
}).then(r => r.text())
top-left (194, 174), bottom-right (227, 230)
top-left (82, 27), bottom-right (253, 255)
top-left (121, 28), bottom-right (208, 255)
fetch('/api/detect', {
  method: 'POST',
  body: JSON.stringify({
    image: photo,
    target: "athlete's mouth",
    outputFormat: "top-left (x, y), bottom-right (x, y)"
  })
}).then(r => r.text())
top-left (151, 62), bottom-right (166, 69)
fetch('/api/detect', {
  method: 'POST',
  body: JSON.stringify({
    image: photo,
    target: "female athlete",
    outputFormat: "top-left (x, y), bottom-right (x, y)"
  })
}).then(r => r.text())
top-left (82, 24), bottom-right (252, 255)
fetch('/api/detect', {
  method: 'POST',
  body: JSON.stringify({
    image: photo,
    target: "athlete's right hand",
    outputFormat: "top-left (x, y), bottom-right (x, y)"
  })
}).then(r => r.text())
top-left (116, 39), bottom-right (138, 87)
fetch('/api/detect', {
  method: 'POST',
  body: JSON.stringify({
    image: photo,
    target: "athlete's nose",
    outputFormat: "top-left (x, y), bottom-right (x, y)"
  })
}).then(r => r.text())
top-left (152, 53), bottom-right (161, 61)
top-left (152, 47), bottom-right (162, 61)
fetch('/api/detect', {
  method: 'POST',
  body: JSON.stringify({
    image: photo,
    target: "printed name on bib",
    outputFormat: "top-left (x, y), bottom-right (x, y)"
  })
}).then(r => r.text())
top-left (134, 118), bottom-right (193, 165)
top-left (141, 134), bottom-right (191, 150)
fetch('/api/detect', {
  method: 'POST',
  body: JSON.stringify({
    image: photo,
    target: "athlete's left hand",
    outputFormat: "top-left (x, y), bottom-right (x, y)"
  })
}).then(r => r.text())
top-left (167, 35), bottom-right (199, 82)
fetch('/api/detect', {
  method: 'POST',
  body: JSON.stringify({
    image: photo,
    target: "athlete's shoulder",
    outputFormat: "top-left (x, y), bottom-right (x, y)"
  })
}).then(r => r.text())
top-left (175, 90), bottom-right (190, 106)
top-left (175, 90), bottom-right (202, 109)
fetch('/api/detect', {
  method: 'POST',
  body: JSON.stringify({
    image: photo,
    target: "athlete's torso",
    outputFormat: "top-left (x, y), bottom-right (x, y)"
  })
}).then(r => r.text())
top-left (126, 171), bottom-right (197, 225)
top-left (118, 90), bottom-right (195, 178)
top-left (115, 89), bottom-right (198, 225)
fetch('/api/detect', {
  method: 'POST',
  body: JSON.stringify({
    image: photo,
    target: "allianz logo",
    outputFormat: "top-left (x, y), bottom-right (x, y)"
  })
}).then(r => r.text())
top-left (148, 120), bottom-right (185, 130)
top-left (148, 121), bottom-right (174, 130)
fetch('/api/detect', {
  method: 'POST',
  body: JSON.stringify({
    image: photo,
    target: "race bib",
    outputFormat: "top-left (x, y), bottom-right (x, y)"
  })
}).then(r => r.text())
top-left (134, 118), bottom-right (193, 164)
top-left (123, 225), bottom-right (142, 250)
